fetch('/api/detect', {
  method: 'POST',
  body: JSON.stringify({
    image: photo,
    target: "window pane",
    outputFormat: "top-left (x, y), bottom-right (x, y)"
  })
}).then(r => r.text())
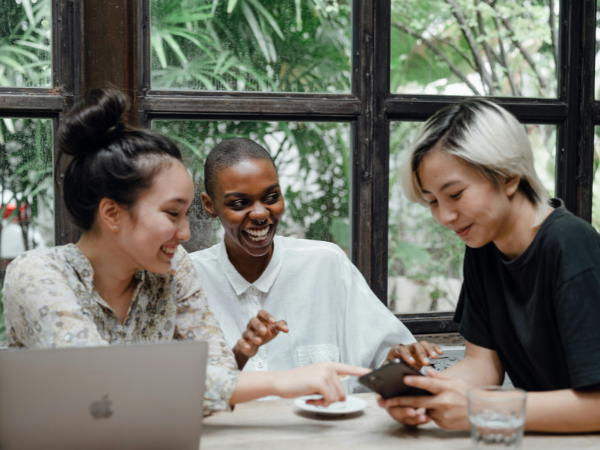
top-left (152, 120), bottom-right (351, 254)
top-left (388, 122), bottom-right (556, 314)
top-left (0, 118), bottom-right (54, 343)
top-left (592, 127), bottom-right (600, 230)
top-left (150, 0), bottom-right (351, 93)
top-left (391, 0), bottom-right (559, 97)
top-left (0, 0), bottom-right (52, 87)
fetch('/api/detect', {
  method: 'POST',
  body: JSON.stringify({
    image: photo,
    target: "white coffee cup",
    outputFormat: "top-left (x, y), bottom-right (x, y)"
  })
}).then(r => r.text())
top-left (316, 375), bottom-right (350, 410)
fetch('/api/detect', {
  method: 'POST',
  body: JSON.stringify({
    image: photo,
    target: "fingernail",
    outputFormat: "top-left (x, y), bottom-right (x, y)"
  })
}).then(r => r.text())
top-left (423, 357), bottom-right (430, 364)
top-left (408, 357), bottom-right (415, 362)
top-left (405, 376), bottom-right (413, 383)
top-left (269, 317), bottom-right (276, 323)
top-left (260, 327), bottom-right (266, 333)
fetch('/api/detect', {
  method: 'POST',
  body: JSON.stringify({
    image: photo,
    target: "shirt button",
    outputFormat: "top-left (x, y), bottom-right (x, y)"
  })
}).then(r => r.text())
top-left (256, 361), bottom-right (264, 369)
top-left (250, 287), bottom-right (257, 294)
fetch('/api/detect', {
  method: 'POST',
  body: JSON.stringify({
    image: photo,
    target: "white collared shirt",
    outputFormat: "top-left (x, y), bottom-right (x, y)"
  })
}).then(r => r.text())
top-left (190, 236), bottom-right (415, 392)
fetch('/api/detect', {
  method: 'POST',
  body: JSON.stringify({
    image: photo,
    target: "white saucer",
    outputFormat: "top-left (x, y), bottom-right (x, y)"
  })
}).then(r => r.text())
top-left (294, 395), bottom-right (367, 415)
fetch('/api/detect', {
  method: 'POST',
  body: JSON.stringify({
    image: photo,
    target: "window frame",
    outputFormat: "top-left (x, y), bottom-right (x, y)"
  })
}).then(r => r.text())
top-left (0, 0), bottom-right (81, 247)
top-left (41, 0), bottom-right (597, 335)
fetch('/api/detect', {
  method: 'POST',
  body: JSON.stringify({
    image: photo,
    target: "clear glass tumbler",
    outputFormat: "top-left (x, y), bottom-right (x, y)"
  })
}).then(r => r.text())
top-left (467, 386), bottom-right (527, 450)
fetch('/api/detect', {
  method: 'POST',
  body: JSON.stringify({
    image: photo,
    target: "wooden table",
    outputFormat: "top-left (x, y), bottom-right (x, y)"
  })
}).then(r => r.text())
top-left (201, 393), bottom-right (600, 449)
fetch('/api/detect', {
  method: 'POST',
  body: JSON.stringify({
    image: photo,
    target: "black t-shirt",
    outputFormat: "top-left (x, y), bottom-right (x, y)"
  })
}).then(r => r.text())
top-left (454, 199), bottom-right (600, 391)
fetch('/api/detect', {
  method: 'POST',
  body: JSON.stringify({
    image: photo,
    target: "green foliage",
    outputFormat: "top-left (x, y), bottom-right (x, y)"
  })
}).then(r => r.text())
top-left (391, 0), bottom-right (558, 97)
top-left (0, 0), bottom-right (51, 87)
top-left (151, 0), bottom-right (351, 92)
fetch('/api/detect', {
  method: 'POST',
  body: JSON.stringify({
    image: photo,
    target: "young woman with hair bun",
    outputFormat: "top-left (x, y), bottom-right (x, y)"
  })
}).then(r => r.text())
top-left (1, 88), bottom-right (368, 414)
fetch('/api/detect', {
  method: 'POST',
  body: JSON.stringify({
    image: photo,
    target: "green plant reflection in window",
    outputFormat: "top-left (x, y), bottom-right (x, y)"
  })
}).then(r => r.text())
top-left (150, 0), bottom-right (351, 93)
top-left (391, 0), bottom-right (559, 97)
top-left (0, 0), bottom-right (51, 88)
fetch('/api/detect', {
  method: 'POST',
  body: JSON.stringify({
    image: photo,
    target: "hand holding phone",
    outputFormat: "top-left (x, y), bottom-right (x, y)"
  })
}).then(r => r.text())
top-left (358, 359), bottom-right (433, 399)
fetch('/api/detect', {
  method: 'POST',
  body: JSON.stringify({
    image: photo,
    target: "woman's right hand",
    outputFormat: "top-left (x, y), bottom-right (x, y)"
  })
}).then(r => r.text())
top-left (385, 341), bottom-right (443, 369)
top-left (272, 362), bottom-right (370, 407)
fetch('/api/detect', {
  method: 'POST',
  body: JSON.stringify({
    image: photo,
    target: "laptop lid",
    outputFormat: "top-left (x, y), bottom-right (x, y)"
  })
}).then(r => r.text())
top-left (0, 341), bottom-right (208, 450)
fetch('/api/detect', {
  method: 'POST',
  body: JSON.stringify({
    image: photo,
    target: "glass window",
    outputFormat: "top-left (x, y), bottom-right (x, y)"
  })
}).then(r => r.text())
top-left (0, 0), bottom-right (52, 87)
top-left (388, 121), bottom-right (556, 314)
top-left (391, 0), bottom-right (559, 97)
top-left (150, 0), bottom-right (351, 93)
top-left (592, 127), bottom-right (600, 230)
top-left (152, 120), bottom-right (351, 254)
top-left (0, 117), bottom-right (54, 343)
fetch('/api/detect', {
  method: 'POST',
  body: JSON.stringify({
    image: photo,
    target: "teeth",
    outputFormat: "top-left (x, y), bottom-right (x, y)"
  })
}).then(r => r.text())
top-left (161, 246), bottom-right (176, 254)
top-left (245, 225), bottom-right (269, 241)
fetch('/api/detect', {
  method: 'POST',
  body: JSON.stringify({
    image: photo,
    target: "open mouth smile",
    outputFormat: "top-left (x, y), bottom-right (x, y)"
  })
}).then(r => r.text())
top-left (160, 246), bottom-right (178, 257)
top-left (243, 224), bottom-right (271, 242)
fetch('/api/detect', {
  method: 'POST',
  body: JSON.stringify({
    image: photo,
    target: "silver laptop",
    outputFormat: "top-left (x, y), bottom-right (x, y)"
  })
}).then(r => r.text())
top-left (0, 341), bottom-right (208, 450)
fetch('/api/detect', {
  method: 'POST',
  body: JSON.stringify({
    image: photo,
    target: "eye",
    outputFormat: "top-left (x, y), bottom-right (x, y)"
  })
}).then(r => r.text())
top-left (265, 193), bottom-right (280, 203)
top-left (167, 211), bottom-right (178, 217)
top-left (450, 190), bottom-right (464, 200)
top-left (429, 199), bottom-right (438, 206)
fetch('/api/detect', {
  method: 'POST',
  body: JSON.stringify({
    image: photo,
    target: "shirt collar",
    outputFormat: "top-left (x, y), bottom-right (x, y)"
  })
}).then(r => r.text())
top-left (217, 236), bottom-right (284, 296)
top-left (63, 243), bottom-right (146, 303)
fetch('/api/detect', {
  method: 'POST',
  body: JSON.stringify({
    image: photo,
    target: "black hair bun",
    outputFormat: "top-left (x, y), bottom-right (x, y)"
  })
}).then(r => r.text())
top-left (56, 88), bottom-right (129, 158)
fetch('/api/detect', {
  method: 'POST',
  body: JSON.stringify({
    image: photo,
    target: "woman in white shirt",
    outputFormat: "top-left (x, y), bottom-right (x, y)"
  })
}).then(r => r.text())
top-left (2, 89), bottom-right (368, 414)
top-left (190, 138), bottom-right (415, 391)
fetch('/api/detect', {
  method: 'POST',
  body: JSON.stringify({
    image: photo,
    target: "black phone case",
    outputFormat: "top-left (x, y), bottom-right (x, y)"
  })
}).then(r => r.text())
top-left (358, 360), bottom-right (433, 399)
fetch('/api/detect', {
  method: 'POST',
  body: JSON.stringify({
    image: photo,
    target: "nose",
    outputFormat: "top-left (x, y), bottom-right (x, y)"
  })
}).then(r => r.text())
top-left (249, 201), bottom-right (269, 222)
top-left (175, 216), bottom-right (191, 242)
top-left (438, 202), bottom-right (458, 227)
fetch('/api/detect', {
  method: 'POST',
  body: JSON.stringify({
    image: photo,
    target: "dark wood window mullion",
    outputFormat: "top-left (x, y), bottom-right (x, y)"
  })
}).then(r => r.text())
top-left (556, 0), bottom-right (583, 215)
top-left (574, 0), bottom-right (597, 222)
top-left (351, 0), bottom-right (375, 287)
top-left (54, 0), bottom-right (82, 246)
top-left (370, 0), bottom-right (389, 304)
top-left (386, 97), bottom-right (568, 123)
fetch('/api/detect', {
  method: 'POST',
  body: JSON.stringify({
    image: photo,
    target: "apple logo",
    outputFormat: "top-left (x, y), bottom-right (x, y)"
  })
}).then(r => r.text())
top-left (90, 395), bottom-right (113, 419)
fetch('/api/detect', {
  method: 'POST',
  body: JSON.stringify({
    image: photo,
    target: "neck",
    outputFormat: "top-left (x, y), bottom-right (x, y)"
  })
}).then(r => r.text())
top-left (224, 235), bottom-right (273, 284)
top-left (493, 195), bottom-right (550, 260)
top-left (76, 232), bottom-right (138, 322)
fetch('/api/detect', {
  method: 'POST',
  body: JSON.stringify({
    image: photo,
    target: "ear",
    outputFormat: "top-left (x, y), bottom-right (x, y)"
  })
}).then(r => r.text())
top-left (97, 197), bottom-right (125, 232)
top-left (201, 192), bottom-right (218, 219)
top-left (504, 175), bottom-right (520, 198)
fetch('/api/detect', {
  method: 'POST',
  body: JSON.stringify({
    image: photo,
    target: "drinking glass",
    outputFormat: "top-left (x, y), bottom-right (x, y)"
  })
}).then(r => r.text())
top-left (467, 386), bottom-right (527, 450)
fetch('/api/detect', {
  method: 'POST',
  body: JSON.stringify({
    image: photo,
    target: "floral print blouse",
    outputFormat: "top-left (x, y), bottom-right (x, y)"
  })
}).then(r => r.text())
top-left (2, 243), bottom-right (239, 414)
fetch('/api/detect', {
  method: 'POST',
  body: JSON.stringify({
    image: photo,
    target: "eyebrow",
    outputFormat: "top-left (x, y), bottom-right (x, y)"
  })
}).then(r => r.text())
top-left (421, 180), bottom-right (461, 194)
top-left (164, 198), bottom-right (189, 205)
top-left (223, 183), bottom-right (280, 199)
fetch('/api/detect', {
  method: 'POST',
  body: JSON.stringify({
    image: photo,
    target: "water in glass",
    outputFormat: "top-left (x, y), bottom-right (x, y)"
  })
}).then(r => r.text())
top-left (469, 411), bottom-right (524, 449)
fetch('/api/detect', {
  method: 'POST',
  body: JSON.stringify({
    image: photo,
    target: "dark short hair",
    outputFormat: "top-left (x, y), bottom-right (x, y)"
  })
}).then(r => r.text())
top-left (56, 88), bottom-right (182, 231)
top-left (204, 137), bottom-right (276, 198)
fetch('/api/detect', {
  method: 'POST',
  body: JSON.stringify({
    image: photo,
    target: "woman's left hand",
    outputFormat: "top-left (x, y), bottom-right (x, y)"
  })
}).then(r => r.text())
top-left (380, 368), bottom-right (472, 430)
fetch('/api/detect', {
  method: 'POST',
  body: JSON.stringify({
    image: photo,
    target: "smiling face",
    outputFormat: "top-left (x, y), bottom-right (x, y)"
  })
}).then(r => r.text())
top-left (202, 158), bottom-right (284, 258)
top-left (418, 149), bottom-right (519, 248)
top-left (115, 161), bottom-right (194, 273)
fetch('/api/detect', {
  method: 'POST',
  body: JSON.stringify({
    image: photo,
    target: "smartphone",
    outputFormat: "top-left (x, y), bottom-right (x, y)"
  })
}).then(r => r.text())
top-left (358, 359), bottom-right (433, 399)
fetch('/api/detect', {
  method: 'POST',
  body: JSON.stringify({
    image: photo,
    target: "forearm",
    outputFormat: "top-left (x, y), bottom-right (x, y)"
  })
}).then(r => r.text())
top-left (229, 372), bottom-right (277, 405)
top-left (442, 355), bottom-right (503, 386)
top-left (526, 389), bottom-right (600, 433)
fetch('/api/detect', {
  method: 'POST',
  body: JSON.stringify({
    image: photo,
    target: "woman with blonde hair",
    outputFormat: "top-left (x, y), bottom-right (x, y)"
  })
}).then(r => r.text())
top-left (380, 100), bottom-right (600, 432)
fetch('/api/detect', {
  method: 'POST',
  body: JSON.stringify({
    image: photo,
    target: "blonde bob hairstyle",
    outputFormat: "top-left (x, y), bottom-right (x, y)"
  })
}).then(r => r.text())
top-left (399, 100), bottom-right (550, 226)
